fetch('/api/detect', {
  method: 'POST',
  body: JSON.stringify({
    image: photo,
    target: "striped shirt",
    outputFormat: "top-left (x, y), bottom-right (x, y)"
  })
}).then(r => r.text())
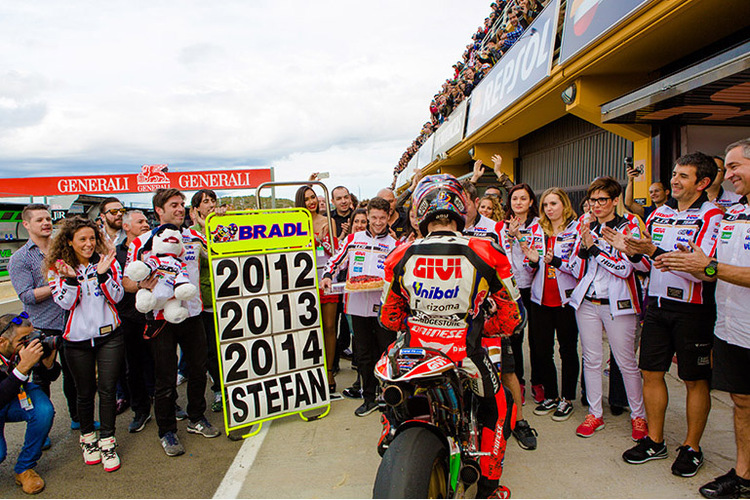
top-left (8, 239), bottom-right (64, 330)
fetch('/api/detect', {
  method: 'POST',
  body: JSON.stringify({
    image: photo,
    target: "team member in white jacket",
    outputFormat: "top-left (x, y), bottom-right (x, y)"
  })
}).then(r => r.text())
top-left (567, 177), bottom-right (649, 441)
top-left (321, 197), bottom-right (398, 417)
top-left (612, 153), bottom-right (723, 478)
top-left (46, 217), bottom-right (124, 472)
top-left (519, 188), bottom-right (580, 422)
top-left (499, 183), bottom-right (540, 403)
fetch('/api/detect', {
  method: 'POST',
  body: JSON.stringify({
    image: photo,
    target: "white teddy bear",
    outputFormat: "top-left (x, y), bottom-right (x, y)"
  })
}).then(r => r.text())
top-left (125, 224), bottom-right (198, 324)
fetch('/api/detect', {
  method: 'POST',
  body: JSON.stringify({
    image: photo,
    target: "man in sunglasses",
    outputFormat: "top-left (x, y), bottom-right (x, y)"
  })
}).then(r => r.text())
top-left (0, 312), bottom-right (59, 494)
top-left (99, 197), bottom-right (127, 247)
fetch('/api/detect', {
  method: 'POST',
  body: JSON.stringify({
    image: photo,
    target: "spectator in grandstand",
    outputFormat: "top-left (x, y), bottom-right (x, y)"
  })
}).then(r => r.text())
top-left (567, 177), bottom-right (648, 442)
top-left (295, 186), bottom-right (341, 399)
top-left (0, 313), bottom-right (57, 494)
top-left (624, 165), bottom-right (670, 220)
top-left (189, 189), bottom-right (225, 413)
top-left (8, 204), bottom-right (79, 439)
top-left (654, 139), bottom-right (750, 498)
top-left (499, 11), bottom-right (524, 52)
top-left (707, 155), bottom-right (742, 210)
top-left (518, 188), bottom-right (580, 423)
top-left (478, 195), bottom-right (505, 221)
top-left (501, 183), bottom-right (540, 404)
top-left (614, 153), bottom-right (721, 478)
top-left (127, 189), bottom-right (220, 457)
top-left (98, 197), bottom-right (126, 247)
top-left (46, 217), bottom-right (125, 472)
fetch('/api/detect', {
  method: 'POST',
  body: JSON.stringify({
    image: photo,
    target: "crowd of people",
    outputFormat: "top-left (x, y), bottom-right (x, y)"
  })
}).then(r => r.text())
top-left (305, 141), bottom-right (750, 498)
top-left (394, 0), bottom-right (550, 179)
top-left (2, 189), bottom-right (223, 493)
top-left (2, 139), bottom-right (750, 498)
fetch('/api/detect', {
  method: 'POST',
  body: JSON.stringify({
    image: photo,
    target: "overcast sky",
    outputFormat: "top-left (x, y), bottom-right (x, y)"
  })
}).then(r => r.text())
top-left (0, 0), bottom-right (491, 203)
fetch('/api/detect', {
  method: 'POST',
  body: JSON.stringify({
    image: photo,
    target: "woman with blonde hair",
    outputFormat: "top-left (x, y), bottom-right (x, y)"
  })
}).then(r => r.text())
top-left (519, 187), bottom-right (581, 423)
top-left (45, 216), bottom-right (124, 472)
top-left (477, 195), bottom-right (505, 222)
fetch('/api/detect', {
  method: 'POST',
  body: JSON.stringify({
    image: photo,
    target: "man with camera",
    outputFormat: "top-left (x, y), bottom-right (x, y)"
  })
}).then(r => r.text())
top-left (8, 204), bottom-right (78, 432)
top-left (0, 312), bottom-right (59, 494)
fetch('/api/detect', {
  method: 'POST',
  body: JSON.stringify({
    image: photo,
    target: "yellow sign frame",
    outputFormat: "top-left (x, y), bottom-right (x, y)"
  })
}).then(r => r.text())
top-left (206, 208), bottom-right (331, 438)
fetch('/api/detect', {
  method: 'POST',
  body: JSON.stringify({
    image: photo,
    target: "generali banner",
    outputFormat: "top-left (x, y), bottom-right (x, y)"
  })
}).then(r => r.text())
top-left (0, 165), bottom-right (272, 197)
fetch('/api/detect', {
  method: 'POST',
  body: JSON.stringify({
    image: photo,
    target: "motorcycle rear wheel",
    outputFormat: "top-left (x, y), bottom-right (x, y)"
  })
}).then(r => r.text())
top-left (372, 427), bottom-right (449, 499)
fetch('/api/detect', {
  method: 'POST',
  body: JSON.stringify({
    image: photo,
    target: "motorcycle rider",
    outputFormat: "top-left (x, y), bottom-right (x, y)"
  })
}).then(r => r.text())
top-left (379, 174), bottom-right (525, 498)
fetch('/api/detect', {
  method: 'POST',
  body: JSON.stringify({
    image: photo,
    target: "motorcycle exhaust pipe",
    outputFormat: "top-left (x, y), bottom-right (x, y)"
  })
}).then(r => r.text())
top-left (459, 461), bottom-right (481, 485)
top-left (382, 385), bottom-right (405, 406)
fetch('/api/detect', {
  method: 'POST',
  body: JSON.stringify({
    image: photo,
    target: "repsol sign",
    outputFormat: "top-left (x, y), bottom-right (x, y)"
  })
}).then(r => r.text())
top-left (466, 0), bottom-right (560, 136)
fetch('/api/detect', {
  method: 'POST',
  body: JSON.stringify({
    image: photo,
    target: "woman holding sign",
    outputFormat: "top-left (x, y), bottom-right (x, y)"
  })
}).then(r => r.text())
top-left (295, 186), bottom-right (341, 397)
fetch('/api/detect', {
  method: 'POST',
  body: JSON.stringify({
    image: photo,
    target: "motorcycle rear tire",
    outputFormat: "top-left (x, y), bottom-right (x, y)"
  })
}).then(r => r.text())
top-left (372, 427), bottom-right (449, 499)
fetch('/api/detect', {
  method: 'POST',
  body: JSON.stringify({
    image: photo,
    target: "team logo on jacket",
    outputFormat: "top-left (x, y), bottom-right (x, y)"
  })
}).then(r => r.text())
top-left (470, 289), bottom-right (488, 318)
top-left (411, 282), bottom-right (460, 300)
top-left (413, 257), bottom-right (462, 280)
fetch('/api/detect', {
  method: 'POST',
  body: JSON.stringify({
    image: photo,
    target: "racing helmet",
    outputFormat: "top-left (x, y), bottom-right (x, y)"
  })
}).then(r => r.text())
top-left (413, 174), bottom-right (467, 235)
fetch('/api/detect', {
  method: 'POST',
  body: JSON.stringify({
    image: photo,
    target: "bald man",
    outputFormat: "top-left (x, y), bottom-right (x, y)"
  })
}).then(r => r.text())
top-left (376, 187), bottom-right (410, 239)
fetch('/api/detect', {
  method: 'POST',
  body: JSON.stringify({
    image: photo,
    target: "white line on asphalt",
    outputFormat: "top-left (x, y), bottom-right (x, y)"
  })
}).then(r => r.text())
top-left (213, 422), bottom-right (272, 499)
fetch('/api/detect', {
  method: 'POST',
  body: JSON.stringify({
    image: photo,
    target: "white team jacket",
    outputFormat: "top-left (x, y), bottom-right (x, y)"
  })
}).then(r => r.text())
top-left (567, 214), bottom-right (650, 317)
top-left (48, 254), bottom-right (124, 343)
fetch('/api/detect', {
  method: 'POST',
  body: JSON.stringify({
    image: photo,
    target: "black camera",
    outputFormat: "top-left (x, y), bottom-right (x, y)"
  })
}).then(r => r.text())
top-left (22, 330), bottom-right (61, 359)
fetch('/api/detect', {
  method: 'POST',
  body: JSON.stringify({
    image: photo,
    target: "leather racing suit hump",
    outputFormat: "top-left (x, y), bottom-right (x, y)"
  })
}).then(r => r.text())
top-left (379, 230), bottom-right (525, 482)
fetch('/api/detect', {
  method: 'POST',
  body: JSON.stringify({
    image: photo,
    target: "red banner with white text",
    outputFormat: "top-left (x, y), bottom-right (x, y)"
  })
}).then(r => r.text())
top-left (0, 165), bottom-right (272, 197)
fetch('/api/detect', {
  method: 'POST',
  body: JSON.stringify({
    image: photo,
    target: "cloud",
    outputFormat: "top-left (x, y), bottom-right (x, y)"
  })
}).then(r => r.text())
top-left (0, 0), bottom-right (494, 198)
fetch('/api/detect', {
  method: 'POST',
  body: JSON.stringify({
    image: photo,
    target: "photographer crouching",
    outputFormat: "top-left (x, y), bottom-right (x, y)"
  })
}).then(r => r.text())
top-left (0, 312), bottom-right (59, 494)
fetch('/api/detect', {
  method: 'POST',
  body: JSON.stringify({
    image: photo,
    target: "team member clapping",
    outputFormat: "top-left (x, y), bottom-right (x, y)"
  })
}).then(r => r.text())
top-left (45, 217), bottom-right (125, 472)
top-left (567, 177), bottom-right (649, 441)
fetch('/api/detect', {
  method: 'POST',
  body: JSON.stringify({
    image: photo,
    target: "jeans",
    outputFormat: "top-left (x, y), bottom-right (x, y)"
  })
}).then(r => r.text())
top-left (0, 383), bottom-right (54, 474)
top-left (64, 331), bottom-right (125, 438)
top-left (150, 315), bottom-right (207, 436)
top-left (350, 315), bottom-right (395, 403)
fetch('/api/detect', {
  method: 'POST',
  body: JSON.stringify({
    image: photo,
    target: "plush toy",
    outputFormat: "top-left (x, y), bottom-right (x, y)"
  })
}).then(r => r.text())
top-left (125, 224), bottom-right (198, 324)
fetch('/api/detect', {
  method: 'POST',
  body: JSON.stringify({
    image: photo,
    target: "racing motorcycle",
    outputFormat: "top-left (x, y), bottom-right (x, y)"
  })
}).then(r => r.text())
top-left (372, 340), bottom-right (516, 499)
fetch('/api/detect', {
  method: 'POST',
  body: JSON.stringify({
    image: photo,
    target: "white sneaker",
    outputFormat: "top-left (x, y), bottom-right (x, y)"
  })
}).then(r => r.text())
top-left (176, 373), bottom-right (187, 386)
top-left (79, 432), bottom-right (101, 465)
top-left (98, 436), bottom-right (121, 472)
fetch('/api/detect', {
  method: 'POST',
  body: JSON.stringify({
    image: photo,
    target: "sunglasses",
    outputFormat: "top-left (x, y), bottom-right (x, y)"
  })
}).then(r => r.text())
top-left (105, 208), bottom-right (127, 216)
top-left (0, 311), bottom-right (29, 336)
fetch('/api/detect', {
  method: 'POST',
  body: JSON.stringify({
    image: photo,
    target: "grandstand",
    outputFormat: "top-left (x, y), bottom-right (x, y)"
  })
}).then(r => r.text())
top-left (395, 0), bottom-right (750, 207)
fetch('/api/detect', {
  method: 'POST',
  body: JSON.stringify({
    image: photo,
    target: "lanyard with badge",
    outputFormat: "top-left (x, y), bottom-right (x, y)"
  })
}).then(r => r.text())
top-left (0, 354), bottom-right (34, 411)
